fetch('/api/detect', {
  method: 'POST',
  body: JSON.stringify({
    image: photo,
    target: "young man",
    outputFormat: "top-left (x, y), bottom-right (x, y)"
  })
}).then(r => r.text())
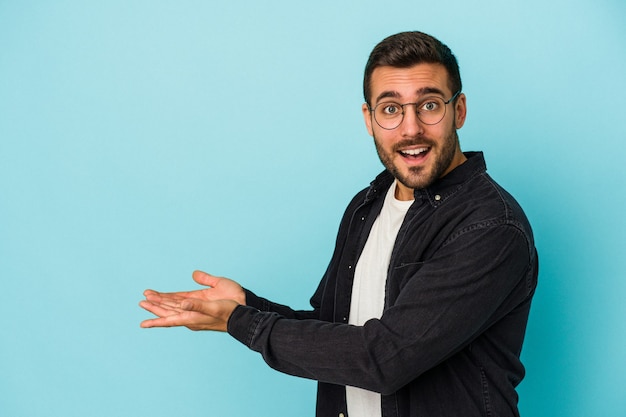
top-left (140, 31), bottom-right (538, 417)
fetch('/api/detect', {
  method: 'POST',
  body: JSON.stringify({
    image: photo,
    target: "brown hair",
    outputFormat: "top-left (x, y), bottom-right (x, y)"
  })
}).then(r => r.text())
top-left (363, 31), bottom-right (462, 104)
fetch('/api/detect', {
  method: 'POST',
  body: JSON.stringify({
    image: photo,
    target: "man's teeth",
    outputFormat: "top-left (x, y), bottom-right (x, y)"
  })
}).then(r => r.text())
top-left (401, 147), bottom-right (429, 156)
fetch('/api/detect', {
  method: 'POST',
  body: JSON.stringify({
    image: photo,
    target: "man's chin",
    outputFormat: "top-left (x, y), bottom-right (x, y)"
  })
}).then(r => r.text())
top-left (397, 167), bottom-right (436, 191)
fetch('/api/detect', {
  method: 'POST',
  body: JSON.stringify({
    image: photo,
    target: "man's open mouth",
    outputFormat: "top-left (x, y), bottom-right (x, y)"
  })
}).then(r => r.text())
top-left (399, 147), bottom-right (430, 159)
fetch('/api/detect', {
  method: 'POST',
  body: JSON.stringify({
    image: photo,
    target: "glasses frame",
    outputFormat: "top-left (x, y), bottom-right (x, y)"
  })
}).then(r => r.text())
top-left (368, 90), bottom-right (461, 130)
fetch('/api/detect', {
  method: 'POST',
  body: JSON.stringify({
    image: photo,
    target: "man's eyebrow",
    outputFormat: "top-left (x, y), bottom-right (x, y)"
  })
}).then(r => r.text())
top-left (374, 87), bottom-right (447, 104)
top-left (416, 87), bottom-right (447, 97)
top-left (375, 90), bottom-right (401, 103)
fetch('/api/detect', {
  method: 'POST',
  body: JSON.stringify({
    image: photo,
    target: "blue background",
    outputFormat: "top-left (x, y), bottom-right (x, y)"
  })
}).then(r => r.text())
top-left (1, 1), bottom-right (625, 416)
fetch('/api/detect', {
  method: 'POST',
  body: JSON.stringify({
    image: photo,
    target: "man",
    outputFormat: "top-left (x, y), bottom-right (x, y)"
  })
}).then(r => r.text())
top-left (140, 31), bottom-right (538, 417)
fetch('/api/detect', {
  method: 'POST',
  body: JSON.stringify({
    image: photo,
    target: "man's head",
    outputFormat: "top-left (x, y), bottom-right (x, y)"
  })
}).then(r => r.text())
top-left (363, 31), bottom-right (462, 106)
top-left (362, 32), bottom-right (467, 200)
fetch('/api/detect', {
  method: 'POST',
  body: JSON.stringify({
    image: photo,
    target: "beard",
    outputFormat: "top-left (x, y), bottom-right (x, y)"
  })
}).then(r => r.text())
top-left (374, 127), bottom-right (460, 191)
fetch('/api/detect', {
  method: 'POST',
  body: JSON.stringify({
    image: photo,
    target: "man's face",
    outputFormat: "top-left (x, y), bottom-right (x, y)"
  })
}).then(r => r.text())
top-left (362, 63), bottom-right (467, 200)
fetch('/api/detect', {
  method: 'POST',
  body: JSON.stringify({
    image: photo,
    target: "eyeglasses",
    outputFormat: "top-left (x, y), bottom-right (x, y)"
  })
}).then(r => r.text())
top-left (368, 91), bottom-right (461, 130)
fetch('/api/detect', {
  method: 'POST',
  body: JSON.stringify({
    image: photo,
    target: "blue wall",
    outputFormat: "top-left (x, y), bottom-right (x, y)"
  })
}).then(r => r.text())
top-left (1, 1), bottom-right (625, 416)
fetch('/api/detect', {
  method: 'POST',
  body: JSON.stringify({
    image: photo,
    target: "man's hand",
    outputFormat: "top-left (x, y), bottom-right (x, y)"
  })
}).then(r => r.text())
top-left (139, 270), bottom-right (245, 332)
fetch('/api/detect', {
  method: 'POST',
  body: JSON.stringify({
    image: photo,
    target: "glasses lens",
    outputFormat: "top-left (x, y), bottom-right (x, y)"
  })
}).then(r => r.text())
top-left (374, 102), bottom-right (404, 130)
top-left (416, 97), bottom-right (446, 125)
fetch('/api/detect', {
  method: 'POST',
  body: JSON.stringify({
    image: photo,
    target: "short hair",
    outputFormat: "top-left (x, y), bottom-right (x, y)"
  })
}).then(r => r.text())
top-left (363, 31), bottom-right (462, 104)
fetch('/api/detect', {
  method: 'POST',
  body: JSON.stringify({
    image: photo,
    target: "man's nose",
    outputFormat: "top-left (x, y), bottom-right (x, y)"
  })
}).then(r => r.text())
top-left (399, 104), bottom-right (425, 136)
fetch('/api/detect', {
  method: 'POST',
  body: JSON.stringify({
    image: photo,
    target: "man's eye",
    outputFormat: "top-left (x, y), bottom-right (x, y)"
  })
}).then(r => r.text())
top-left (382, 104), bottom-right (401, 115)
top-left (421, 101), bottom-right (439, 112)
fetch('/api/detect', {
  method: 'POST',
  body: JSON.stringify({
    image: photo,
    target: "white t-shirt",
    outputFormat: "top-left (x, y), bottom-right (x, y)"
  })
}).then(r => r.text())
top-left (346, 181), bottom-right (413, 417)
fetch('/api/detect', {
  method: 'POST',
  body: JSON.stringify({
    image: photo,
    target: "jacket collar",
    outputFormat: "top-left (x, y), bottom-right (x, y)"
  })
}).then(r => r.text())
top-left (365, 151), bottom-right (487, 205)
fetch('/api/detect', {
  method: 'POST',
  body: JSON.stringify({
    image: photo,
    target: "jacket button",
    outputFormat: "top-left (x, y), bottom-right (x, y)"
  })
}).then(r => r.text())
top-left (339, 413), bottom-right (345, 417)
top-left (434, 194), bottom-right (441, 201)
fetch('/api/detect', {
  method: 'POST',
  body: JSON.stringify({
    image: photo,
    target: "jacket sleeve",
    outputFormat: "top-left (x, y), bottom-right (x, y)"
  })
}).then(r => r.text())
top-left (243, 288), bottom-right (320, 321)
top-left (227, 223), bottom-right (537, 394)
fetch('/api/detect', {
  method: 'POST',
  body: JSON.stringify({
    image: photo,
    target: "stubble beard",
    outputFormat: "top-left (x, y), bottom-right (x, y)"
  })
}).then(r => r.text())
top-left (374, 127), bottom-right (460, 191)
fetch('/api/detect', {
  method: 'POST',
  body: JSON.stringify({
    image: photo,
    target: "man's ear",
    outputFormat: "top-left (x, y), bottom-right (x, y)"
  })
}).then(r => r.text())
top-left (362, 103), bottom-right (374, 136)
top-left (454, 93), bottom-right (467, 129)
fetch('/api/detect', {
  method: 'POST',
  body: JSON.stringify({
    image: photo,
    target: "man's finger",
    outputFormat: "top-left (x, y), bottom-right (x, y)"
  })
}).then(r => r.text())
top-left (140, 315), bottom-right (181, 328)
top-left (140, 310), bottom-right (210, 329)
top-left (139, 300), bottom-right (181, 318)
top-left (192, 270), bottom-right (220, 288)
top-left (144, 292), bottom-right (188, 309)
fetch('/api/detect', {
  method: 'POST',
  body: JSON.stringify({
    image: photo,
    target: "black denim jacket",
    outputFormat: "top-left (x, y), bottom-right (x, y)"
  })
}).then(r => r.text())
top-left (228, 152), bottom-right (538, 417)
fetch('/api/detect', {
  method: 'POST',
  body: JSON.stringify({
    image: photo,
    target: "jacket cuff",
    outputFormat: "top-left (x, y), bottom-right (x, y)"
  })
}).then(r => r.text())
top-left (227, 304), bottom-right (262, 347)
top-left (243, 288), bottom-right (271, 311)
